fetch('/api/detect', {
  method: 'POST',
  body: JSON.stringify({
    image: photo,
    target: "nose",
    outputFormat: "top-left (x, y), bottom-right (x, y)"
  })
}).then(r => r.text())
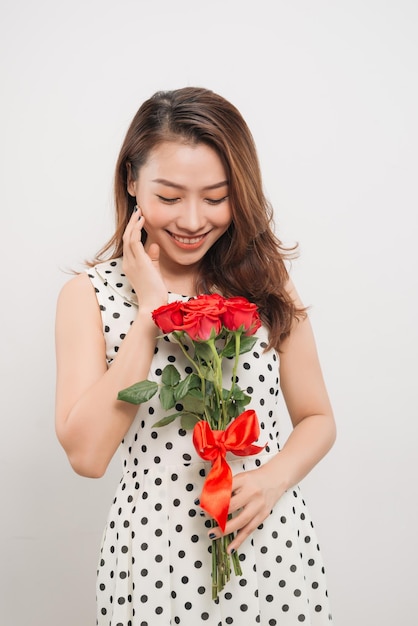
top-left (175, 200), bottom-right (205, 233)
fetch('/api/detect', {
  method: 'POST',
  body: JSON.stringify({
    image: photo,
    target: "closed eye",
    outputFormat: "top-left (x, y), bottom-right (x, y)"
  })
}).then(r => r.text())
top-left (157, 195), bottom-right (180, 204)
top-left (205, 196), bottom-right (229, 205)
top-left (157, 195), bottom-right (229, 205)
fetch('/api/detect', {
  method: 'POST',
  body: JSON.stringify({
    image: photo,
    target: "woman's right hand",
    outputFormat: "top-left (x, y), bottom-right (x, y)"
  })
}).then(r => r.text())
top-left (122, 206), bottom-right (168, 313)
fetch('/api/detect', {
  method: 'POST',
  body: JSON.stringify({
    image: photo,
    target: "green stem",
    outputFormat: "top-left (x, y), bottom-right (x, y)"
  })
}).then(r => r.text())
top-left (210, 519), bottom-right (242, 601)
top-left (207, 338), bottom-right (228, 429)
top-left (172, 332), bottom-right (204, 377)
top-left (172, 332), bottom-right (211, 421)
top-left (211, 538), bottom-right (218, 599)
top-left (226, 331), bottom-right (242, 404)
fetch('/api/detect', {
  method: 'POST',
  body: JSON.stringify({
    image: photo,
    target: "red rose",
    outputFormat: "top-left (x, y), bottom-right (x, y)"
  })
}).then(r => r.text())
top-left (180, 294), bottom-right (226, 341)
top-left (152, 301), bottom-right (185, 333)
top-left (222, 297), bottom-right (261, 335)
top-left (152, 294), bottom-right (261, 341)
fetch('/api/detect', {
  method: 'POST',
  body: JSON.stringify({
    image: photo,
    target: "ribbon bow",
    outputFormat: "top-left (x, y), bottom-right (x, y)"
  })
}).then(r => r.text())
top-left (192, 410), bottom-right (265, 532)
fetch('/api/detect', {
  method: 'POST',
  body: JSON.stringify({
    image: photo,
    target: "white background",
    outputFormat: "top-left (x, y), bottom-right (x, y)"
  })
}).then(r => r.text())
top-left (1, 1), bottom-right (417, 624)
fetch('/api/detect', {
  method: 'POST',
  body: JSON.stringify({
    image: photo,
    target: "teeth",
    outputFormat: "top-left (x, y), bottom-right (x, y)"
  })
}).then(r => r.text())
top-left (171, 234), bottom-right (204, 244)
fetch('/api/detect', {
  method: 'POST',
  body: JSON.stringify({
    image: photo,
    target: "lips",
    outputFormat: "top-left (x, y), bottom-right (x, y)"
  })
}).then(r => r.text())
top-left (168, 231), bottom-right (209, 249)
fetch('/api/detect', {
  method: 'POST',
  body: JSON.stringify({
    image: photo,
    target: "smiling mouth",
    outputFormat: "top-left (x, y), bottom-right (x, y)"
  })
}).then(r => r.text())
top-left (168, 232), bottom-right (208, 245)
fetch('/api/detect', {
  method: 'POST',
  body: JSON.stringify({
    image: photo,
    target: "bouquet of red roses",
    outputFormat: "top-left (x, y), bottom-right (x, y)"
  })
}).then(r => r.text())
top-left (118, 293), bottom-right (265, 599)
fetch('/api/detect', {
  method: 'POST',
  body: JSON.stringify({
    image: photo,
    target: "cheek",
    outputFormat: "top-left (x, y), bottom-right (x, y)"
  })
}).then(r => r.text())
top-left (141, 205), bottom-right (169, 229)
top-left (215, 205), bottom-right (232, 228)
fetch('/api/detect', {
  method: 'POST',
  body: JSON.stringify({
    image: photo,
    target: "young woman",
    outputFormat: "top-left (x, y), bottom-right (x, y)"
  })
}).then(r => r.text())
top-left (55, 87), bottom-right (336, 625)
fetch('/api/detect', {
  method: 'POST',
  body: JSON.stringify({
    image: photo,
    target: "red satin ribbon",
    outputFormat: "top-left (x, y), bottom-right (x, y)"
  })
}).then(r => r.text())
top-left (192, 410), bottom-right (265, 532)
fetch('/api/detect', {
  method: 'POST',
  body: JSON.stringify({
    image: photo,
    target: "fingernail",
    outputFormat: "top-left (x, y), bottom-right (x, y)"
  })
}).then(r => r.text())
top-left (230, 548), bottom-right (236, 555)
top-left (194, 498), bottom-right (200, 505)
top-left (133, 205), bottom-right (138, 212)
top-left (209, 532), bottom-right (216, 540)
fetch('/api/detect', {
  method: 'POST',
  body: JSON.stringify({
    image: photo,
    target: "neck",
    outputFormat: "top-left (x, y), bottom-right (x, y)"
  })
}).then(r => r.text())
top-left (162, 269), bottom-right (199, 297)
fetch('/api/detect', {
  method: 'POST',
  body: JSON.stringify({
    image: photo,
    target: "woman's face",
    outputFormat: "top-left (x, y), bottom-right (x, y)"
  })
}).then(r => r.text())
top-left (128, 141), bottom-right (232, 278)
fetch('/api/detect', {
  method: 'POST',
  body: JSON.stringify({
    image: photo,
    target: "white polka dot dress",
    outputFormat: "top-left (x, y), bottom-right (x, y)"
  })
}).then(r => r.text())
top-left (87, 258), bottom-right (333, 625)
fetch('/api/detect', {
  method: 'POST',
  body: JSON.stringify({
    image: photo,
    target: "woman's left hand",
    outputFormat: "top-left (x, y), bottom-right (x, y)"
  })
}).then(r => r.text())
top-left (207, 465), bottom-right (286, 553)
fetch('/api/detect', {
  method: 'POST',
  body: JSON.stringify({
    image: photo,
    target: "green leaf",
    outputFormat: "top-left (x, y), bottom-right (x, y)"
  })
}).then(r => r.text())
top-left (181, 389), bottom-right (205, 414)
top-left (152, 413), bottom-right (180, 427)
top-left (159, 386), bottom-right (176, 410)
top-left (209, 403), bottom-right (221, 422)
top-left (117, 380), bottom-right (158, 404)
top-left (228, 404), bottom-right (240, 419)
top-left (204, 381), bottom-right (215, 398)
top-left (238, 335), bottom-right (259, 355)
top-left (194, 342), bottom-right (215, 363)
top-left (232, 397), bottom-right (252, 417)
top-left (200, 365), bottom-right (215, 382)
top-left (229, 385), bottom-right (248, 401)
top-left (180, 413), bottom-right (201, 430)
top-left (161, 364), bottom-right (181, 386)
top-left (174, 374), bottom-right (201, 401)
top-left (221, 336), bottom-right (237, 358)
top-left (220, 334), bottom-right (258, 358)
top-left (222, 387), bottom-right (232, 400)
top-left (237, 395), bottom-right (252, 408)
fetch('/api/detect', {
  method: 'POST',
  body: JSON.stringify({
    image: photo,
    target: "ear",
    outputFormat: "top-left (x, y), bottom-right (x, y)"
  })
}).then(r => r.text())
top-left (126, 162), bottom-right (137, 196)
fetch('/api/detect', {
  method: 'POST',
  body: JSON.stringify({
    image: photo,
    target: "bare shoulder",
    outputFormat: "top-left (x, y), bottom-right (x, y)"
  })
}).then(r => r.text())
top-left (56, 271), bottom-right (103, 334)
top-left (58, 271), bottom-right (96, 302)
top-left (280, 277), bottom-right (315, 358)
top-left (55, 272), bottom-right (108, 436)
top-left (284, 277), bottom-right (304, 308)
top-left (55, 272), bottom-right (106, 397)
top-left (57, 272), bottom-right (99, 312)
top-left (280, 279), bottom-right (333, 427)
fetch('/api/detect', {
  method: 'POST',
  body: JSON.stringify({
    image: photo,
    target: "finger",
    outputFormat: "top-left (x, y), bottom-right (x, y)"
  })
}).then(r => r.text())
top-left (148, 242), bottom-right (160, 263)
top-left (226, 513), bottom-right (266, 554)
top-left (229, 479), bottom-right (257, 513)
top-left (229, 490), bottom-right (248, 514)
top-left (124, 209), bottom-right (141, 238)
top-left (132, 216), bottom-right (145, 241)
top-left (207, 518), bottom-right (252, 551)
top-left (206, 505), bottom-right (251, 541)
top-left (126, 205), bottom-right (141, 227)
top-left (226, 526), bottom-right (251, 554)
top-left (230, 472), bottom-right (247, 495)
top-left (123, 214), bottom-right (145, 251)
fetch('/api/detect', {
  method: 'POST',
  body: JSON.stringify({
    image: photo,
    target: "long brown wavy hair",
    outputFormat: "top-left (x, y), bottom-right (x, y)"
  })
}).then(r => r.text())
top-left (93, 87), bottom-right (305, 350)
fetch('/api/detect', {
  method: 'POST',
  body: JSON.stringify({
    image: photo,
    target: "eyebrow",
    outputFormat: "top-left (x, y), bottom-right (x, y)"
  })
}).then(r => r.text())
top-left (151, 178), bottom-right (229, 191)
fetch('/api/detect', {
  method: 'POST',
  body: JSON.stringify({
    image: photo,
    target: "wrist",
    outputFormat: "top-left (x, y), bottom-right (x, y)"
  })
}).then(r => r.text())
top-left (133, 308), bottom-right (160, 336)
top-left (259, 454), bottom-right (292, 495)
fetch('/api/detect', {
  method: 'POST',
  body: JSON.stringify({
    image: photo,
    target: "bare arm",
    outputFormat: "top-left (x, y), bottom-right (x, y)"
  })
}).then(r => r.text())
top-left (209, 281), bottom-right (336, 550)
top-left (55, 274), bottom-right (160, 477)
top-left (262, 281), bottom-right (336, 490)
top-left (55, 208), bottom-right (167, 477)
